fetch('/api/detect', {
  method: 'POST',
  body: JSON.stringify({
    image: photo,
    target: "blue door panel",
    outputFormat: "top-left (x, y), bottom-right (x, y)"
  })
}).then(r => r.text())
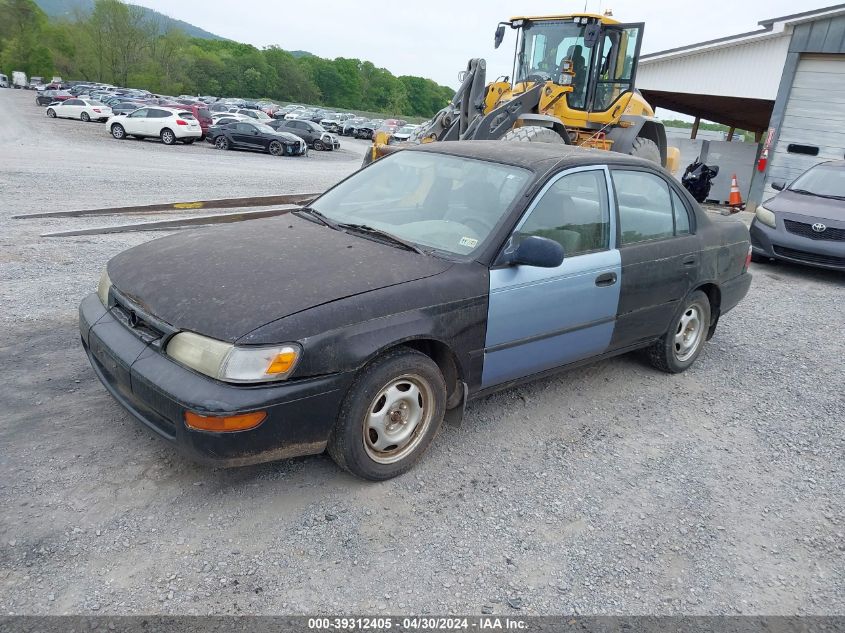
top-left (482, 249), bottom-right (621, 388)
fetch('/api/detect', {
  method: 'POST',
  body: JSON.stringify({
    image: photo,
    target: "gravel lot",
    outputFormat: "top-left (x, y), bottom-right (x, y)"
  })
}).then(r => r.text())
top-left (1, 87), bottom-right (843, 617)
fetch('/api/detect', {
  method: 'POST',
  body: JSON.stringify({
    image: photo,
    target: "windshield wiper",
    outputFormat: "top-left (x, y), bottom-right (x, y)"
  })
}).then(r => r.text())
top-left (789, 188), bottom-right (845, 201)
top-left (338, 223), bottom-right (425, 254)
top-left (291, 206), bottom-right (342, 231)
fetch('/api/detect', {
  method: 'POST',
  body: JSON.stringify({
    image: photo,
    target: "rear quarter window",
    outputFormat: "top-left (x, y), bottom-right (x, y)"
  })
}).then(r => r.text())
top-left (178, 112), bottom-right (196, 120)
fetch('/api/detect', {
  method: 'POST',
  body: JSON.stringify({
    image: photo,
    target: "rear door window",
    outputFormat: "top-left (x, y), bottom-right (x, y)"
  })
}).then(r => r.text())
top-left (612, 170), bottom-right (675, 244)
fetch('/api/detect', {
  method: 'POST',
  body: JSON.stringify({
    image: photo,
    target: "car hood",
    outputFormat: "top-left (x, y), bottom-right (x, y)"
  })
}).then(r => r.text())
top-left (764, 189), bottom-right (845, 223)
top-left (107, 215), bottom-right (452, 343)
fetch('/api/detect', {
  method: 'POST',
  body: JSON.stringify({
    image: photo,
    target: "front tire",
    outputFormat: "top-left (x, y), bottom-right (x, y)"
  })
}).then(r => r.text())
top-left (268, 140), bottom-right (283, 156)
top-left (160, 128), bottom-right (176, 145)
top-left (110, 123), bottom-right (125, 139)
top-left (646, 290), bottom-right (711, 374)
top-left (327, 348), bottom-right (446, 481)
top-left (629, 136), bottom-right (662, 165)
top-left (214, 135), bottom-right (230, 150)
top-left (182, 138), bottom-right (195, 145)
top-left (500, 125), bottom-right (567, 144)
top-left (313, 139), bottom-right (325, 151)
top-left (46, 108), bottom-right (56, 118)
top-left (80, 111), bottom-right (90, 122)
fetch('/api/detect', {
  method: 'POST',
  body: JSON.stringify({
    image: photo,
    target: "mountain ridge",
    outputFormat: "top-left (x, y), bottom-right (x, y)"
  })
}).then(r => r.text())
top-left (34, 0), bottom-right (226, 40)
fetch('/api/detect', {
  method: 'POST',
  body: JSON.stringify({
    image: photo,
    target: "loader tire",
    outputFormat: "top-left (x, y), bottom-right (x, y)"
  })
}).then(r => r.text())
top-left (500, 125), bottom-right (566, 144)
top-left (629, 136), bottom-right (661, 165)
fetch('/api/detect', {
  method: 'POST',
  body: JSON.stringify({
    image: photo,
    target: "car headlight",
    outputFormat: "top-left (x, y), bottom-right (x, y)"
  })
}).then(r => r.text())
top-left (166, 331), bottom-right (301, 383)
top-left (755, 205), bottom-right (776, 228)
top-left (97, 268), bottom-right (112, 305)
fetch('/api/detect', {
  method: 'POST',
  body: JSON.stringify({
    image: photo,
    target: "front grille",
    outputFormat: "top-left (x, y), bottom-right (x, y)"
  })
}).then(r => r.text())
top-left (784, 219), bottom-right (845, 241)
top-left (773, 245), bottom-right (845, 267)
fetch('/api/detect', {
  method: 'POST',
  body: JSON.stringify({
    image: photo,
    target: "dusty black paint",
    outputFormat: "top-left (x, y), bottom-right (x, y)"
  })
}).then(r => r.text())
top-left (108, 215), bottom-right (452, 343)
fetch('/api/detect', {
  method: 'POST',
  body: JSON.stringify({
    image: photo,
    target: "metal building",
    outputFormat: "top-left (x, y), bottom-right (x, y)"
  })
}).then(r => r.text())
top-left (637, 4), bottom-right (845, 210)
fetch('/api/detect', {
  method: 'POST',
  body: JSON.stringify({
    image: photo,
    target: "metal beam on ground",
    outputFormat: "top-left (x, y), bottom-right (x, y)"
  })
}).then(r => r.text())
top-left (40, 207), bottom-right (297, 237)
top-left (13, 193), bottom-right (320, 219)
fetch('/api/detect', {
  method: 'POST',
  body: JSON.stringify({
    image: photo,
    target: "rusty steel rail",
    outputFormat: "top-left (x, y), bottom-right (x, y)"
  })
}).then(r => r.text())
top-left (40, 208), bottom-right (299, 237)
top-left (14, 193), bottom-right (320, 219)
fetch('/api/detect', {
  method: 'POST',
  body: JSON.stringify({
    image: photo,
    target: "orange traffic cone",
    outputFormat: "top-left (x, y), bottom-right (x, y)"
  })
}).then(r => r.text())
top-left (728, 174), bottom-right (744, 210)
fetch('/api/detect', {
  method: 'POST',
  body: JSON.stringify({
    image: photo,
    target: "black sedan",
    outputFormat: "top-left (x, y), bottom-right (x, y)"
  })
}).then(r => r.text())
top-left (208, 121), bottom-right (307, 156)
top-left (80, 142), bottom-right (751, 480)
top-left (267, 119), bottom-right (340, 151)
top-left (751, 160), bottom-right (845, 271)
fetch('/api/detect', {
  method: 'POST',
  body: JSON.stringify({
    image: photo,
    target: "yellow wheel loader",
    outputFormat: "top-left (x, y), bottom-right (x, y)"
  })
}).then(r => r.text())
top-left (366, 13), bottom-right (677, 169)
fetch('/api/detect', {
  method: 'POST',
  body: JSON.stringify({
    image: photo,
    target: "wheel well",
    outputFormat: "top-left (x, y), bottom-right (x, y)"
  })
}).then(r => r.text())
top-left (695, 283), bottom-right (722, 338)
top-left (385, 339), bottom-right (463, 408)
top-left (637, 120), bottom-right (668, 166)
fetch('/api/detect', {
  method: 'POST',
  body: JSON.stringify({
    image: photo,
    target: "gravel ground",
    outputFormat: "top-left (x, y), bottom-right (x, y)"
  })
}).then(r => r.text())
top-left (1, 87), bottom-right (843, 617)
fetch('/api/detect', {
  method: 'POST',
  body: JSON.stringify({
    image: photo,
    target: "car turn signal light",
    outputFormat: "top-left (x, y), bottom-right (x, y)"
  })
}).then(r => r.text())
top-left (266, 350), bottom-right (298, 375)
top-left (184, 410), bottom-right (267, 432)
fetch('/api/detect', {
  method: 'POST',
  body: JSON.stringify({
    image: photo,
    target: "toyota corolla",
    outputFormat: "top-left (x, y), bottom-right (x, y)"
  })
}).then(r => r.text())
top-left (80, 142), bottom-right (752, 480)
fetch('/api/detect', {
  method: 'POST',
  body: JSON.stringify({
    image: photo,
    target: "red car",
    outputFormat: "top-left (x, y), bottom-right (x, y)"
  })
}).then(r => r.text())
top-left (35, 90), bottom-right (72, 106)
top-left (172, 103), bottom-right (213, 139)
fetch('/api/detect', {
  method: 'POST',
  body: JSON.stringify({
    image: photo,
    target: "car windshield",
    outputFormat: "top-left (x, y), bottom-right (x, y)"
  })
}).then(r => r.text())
top-left (396, 126), bottom-right (416, 134)
top-left (789, 163), bottom-right (845, 201)
top-left (310, 151), bottom-right (532, 256)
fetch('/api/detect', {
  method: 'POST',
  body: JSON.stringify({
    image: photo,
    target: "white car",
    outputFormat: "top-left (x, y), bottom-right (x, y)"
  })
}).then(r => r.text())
top-left (106, 106), bottom-right (203, 145)
top-left (46, 99), bottom-right (113, 122)
top-left (236, 108), bottom-right (272, 122)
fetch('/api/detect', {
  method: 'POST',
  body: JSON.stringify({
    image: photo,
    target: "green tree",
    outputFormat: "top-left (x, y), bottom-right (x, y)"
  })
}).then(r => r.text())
top-left (0, 0), bottom-right (53, 77)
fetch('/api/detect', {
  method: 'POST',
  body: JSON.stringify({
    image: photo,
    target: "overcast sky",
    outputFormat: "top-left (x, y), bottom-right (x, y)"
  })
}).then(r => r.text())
top-left (131, 0), bottom-right (831, 88)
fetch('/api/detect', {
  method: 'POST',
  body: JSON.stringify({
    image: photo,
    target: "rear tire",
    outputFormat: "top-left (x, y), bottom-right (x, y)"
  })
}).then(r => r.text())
top-left (645, 290), bottom-right (711, 374)
top-left (110, 123), bottom-right (125, 139)
top-left (80, 111), bottom-right (90, 122)
top-left (500, 125), bottom-right (566, 144)
top-left (327, 348), bottom-right (446, 481)
top-left (46, 108), bottom-right (56, 118)
top-left (629, 136), bottom-right (661, 165)
top-left (160, 128), bottom-right (176, 145)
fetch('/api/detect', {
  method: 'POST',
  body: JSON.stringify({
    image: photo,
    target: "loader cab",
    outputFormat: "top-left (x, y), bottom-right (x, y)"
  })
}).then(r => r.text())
top-left (506, 15), bottom-right (643, 115)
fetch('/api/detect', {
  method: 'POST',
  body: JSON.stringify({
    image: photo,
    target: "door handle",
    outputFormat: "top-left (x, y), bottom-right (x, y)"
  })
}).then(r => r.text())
top-left (682, 257), bottom-right (697, 267)
top-left (595, 272), bottom-right (617, 287)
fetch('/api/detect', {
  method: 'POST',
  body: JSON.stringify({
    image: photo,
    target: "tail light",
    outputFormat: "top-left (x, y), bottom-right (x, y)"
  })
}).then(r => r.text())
top-left (744, 245), bottom-right (752, 272)
top-left (176, 119), bottom-right (188, 126)
top-left (93, 108), bottom-right (101, 113)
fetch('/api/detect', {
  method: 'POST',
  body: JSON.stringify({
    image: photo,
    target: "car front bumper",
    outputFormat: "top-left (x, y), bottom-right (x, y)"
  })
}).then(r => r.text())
top-left (79, 293), bottom-right (353, 466)
top-left (750, 218), bottom-right (845, 271)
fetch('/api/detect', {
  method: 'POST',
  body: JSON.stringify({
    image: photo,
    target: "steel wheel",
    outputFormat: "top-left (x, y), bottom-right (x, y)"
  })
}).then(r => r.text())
top-left (363, 373), bottom-right (435, 465)
top-left (215, 136), bottom-right (229, 150)
top-left (46, 108), bottom-right (56, 118)
top-left (268, 140), bottom-right (283, 156)
top-left (80, 111), bottom-right (90, 122)
top-left (160, 128), bottom-right (176, 145)
top-left (674, 305), bottom-right (704, 362)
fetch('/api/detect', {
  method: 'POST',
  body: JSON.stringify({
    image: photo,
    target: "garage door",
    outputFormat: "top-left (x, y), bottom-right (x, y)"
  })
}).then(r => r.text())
top-left (765, 54), bottom-right (845, 197)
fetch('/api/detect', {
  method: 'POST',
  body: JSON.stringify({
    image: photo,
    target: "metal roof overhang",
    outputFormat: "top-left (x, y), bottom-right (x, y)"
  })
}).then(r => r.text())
top-left (639, 90), bottom-right (774, 132)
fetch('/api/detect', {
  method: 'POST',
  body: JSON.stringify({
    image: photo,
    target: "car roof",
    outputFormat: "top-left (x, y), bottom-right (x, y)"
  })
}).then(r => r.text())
top-left (410, 140), bottom-right (658, 171)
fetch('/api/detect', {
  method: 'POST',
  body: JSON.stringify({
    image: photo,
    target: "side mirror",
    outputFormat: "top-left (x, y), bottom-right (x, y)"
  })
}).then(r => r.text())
top-left (494, 24), bottom-right (506, 49)
top-left (509, 235), bottom-right (564, 268)
top-left (772, 181), bottom-right (785, 191)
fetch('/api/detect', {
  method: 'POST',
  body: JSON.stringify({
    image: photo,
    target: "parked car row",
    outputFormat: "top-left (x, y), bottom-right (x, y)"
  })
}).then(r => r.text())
top-left (30, 79), bottom-right (425, 158)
